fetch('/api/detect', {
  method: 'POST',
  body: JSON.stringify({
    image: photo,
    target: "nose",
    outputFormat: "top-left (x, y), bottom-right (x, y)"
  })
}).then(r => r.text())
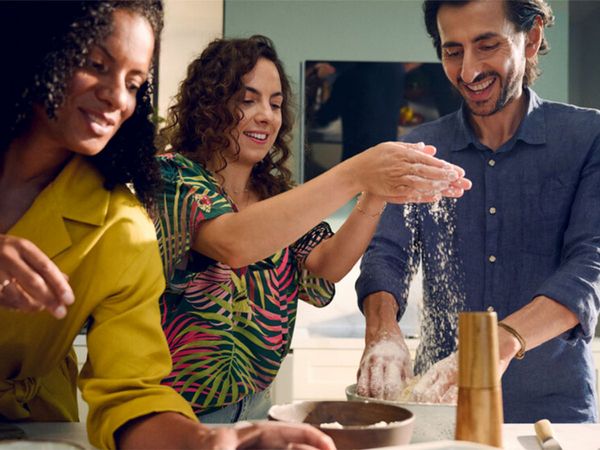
top-left (255, 100), bottom-right (275, 123)
top-left (97, 77), bottom-right (130, 111)
top-left (460, 49), bottom-right (483, 84)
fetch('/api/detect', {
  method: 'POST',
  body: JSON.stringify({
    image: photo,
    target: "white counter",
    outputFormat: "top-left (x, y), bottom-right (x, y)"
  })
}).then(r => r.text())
top-left (13, 422), bottom-right (600, 450)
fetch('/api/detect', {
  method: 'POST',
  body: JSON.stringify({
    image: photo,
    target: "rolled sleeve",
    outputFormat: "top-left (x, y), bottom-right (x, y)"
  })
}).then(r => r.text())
top-left (534, 135), bottom-right (600, 340)
top-left (292, 222), bottom-right (336, 307)
top-left (356, 203), bottom-right (421, 320)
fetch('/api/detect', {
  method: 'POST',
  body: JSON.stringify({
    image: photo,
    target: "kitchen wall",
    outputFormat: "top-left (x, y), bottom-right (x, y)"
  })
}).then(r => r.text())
top-left (224, 0), bottom-right (569, 179)
top-left (158, 0), bottom-right (224, 118)
top-left (569, 0), bottom-right (600, 110)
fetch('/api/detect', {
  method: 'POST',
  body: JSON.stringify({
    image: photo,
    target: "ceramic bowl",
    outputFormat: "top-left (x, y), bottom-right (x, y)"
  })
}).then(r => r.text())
top-left (346, 384), bottom-right (456, 443)
top-left (269, 400), bottom-right (415, 449)
top-left (0, 441), bottom-right (85, 449)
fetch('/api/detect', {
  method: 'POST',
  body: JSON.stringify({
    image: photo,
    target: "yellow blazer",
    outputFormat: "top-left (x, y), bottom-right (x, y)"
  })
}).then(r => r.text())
top-left (0, 156), bottom-right (196, 449)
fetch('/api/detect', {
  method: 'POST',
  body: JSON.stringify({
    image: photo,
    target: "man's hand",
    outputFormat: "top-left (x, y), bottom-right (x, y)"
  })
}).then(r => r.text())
top-left (410, 353), bottom-right (458, 404)
top-left (357, 331), bottom-right (413, 400)
top-left (359, 292), bottom-right (412, 400)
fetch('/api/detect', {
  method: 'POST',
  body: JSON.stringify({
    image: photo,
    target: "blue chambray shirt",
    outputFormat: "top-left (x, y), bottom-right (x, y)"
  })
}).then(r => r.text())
top-left (357, 89), bottom-right (600, 423)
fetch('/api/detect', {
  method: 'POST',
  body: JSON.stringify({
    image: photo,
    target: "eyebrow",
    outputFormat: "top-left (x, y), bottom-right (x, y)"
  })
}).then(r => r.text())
top-left (245, 86), bottom-right (283, 99)
top-left (96, 43), bottom-right (148, 78)
top-left (442, 32), bottom-right (501, 48)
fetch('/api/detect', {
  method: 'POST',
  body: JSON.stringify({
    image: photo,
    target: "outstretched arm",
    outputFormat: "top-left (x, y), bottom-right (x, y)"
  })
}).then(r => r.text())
top-left (194, 143), bottom-right (468, 268)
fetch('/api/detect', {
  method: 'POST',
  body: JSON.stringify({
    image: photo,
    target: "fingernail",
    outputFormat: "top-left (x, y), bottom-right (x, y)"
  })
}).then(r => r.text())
top-left (416, 142), bottom-right (425, 148)
top-left (446, 170), bottom-right (458, 181)
top-left (62, 291), bottom-right (74, 305)
top-left (54, 305), bottom-right (67, 319)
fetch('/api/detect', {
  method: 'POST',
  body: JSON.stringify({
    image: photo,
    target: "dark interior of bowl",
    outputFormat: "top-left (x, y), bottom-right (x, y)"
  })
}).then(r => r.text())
top-left (269, 401), bottom-right (415, 449)
top-left (303, 401), bottom-right (412, 427)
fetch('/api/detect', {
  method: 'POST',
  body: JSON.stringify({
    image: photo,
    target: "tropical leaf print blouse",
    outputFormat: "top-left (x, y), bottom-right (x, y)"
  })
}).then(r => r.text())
top-left (154, 153), bottom-right (335, 415)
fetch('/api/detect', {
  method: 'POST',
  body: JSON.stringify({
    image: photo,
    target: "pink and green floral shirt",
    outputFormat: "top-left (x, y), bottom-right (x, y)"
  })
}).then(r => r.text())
top-left (154, 153), bottom-right (335, 415)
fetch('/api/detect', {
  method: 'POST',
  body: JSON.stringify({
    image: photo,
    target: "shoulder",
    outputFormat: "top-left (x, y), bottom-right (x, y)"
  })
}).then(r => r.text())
top-left (103, 186), bottom-right (158, 253)
top-left (156, 152), bottom-right (219, 190)
top-left (541, 98), bottom-right (600, 128)
top-left (401, 111), bottom-right (462, 145)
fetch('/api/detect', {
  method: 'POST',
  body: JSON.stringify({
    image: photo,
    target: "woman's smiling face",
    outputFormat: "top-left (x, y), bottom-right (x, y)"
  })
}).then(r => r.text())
top-left (230, 57), bottom-right (283, 166)
top-left (31, 9), bottom-right (155, 156)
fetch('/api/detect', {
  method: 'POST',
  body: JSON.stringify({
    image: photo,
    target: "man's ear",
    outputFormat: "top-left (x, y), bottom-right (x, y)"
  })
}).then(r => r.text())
top-left (525, 15), bottom-right (543, 58)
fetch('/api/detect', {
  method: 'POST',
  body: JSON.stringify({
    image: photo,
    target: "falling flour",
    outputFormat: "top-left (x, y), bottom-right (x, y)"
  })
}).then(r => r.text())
top-left (402, 198), bottom-right (465, 374)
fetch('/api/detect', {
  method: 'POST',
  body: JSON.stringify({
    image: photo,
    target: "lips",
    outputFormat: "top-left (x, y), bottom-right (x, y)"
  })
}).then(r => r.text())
top-left (243, 131), bottom-right (269, 143)
top-left (80, 108), bottom-right (116, 136)
top-left (461, 77), bottom-right (496, 102)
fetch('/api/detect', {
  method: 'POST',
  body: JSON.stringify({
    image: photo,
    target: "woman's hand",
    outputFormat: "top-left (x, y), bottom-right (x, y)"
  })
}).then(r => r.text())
top-left (0, 234), bottom-right (73, 319)
top-left (220, 421), bottom-right (336, 450)
top-left (349, 142), bottom-right (471, 203)
top-left (118, 412), bottom-right (337, 450)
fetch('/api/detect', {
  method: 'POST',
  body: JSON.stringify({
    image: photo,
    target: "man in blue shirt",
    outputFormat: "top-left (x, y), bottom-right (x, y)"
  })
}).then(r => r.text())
top-left (356, 0), bottom-right (600, 423)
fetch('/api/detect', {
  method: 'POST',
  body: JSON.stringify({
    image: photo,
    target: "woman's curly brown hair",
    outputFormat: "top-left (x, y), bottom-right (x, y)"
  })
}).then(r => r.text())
top-left (0, 0), bottom-right (164, 208)
top-left (160, 35), bottom-right (295, 199)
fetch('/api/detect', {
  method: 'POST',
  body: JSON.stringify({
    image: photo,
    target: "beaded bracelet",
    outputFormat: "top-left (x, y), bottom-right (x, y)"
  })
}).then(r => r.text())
top-left (355, 192), bottom-right (387, 218)
top-left (498, 322), bottom-right (526, 360)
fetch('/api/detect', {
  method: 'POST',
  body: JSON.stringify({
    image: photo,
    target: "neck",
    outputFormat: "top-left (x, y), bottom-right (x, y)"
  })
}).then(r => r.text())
top-left (1, 131), bottom-right (71, 191)
top-left (469, 88), bottom-right (528, 151)
top-left (207, 158), bottom-right (253, 194)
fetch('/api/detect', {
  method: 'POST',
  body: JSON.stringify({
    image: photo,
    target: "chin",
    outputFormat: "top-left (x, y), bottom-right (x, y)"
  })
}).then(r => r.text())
top-left (69, 145), bottom-right (108, 157)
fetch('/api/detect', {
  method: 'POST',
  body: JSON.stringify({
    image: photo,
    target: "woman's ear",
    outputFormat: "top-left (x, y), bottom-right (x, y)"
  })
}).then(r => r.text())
top-left (525, 15), bottom-right (543, 58)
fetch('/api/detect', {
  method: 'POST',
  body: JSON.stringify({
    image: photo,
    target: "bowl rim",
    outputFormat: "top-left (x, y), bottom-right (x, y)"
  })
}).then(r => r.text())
top-left (268, 400), bottom-right (416, 430)
top-left (345, 383), bottom-right (457, 408)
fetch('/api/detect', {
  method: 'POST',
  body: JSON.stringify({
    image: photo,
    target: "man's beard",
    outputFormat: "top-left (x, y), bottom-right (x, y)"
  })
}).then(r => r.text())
top-left (461, 67), bottom-right (520, 117)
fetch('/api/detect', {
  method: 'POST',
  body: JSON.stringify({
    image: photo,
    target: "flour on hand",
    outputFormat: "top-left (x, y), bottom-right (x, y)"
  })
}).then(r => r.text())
top-left (410, 352), bottom-right (458, 404)
top-left (357, 335), bottom-right (413, 400)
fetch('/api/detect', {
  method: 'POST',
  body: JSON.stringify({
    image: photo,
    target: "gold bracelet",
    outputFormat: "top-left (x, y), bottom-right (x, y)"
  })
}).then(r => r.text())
top-left (498, 322), bottom-right (526, 360)
top-left (356, 192), bottom-right (387, 218)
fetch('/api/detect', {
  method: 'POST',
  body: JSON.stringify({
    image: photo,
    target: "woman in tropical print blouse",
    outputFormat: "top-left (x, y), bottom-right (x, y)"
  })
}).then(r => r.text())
top-left (154, 35), bottom-right (471, 423)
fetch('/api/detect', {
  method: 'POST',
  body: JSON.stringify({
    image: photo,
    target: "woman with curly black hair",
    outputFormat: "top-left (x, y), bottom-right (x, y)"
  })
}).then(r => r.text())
top-left (0, 4), bottom-right (337, 450)
top-left (155, 35), bottom-right (471, 423)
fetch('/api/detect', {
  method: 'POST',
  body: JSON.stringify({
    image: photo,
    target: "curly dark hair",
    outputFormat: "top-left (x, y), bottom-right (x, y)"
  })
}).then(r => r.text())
top-left (160, 35), bottom-right (295, 199)
top-left (0, 0), bottom-right (164, 207)
top-left (423, 0), bottom-right (554, 86)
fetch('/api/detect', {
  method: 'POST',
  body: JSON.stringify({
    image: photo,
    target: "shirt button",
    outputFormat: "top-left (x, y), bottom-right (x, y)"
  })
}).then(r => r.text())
top-left (488, 159), bottom-right (496, 167)
top-left (488, 255), bottom-right (497, 263)
top-left (489, 207), bottom-right (497, 215)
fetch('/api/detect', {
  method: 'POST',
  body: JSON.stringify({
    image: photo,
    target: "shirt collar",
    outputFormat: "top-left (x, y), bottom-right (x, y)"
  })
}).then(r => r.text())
top-left (51, 156), bottom-right (110, 226)
top-left (9, 156), bottom-right (110, 259)
top-left (450, 87), bottom-right (546, 152)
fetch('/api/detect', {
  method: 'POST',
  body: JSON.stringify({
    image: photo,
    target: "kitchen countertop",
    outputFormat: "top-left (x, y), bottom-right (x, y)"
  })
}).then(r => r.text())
top-left (12, 422), bottom-right (600, 450)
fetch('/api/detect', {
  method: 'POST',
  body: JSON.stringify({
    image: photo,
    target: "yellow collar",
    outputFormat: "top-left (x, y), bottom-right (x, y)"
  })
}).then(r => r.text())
top-left (9, 156), bottom-right (110, 259)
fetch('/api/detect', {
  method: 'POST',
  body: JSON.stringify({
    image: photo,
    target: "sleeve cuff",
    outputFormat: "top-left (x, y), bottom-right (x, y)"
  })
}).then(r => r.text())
top-left (534, 274), bottom-right (599, 341)
top-left (356, 263), bottom-right (409, 320)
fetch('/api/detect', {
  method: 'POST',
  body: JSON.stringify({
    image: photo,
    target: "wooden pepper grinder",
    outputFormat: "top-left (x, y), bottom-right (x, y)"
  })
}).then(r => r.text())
top-left (455, 311), bottom-right (503, 448)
